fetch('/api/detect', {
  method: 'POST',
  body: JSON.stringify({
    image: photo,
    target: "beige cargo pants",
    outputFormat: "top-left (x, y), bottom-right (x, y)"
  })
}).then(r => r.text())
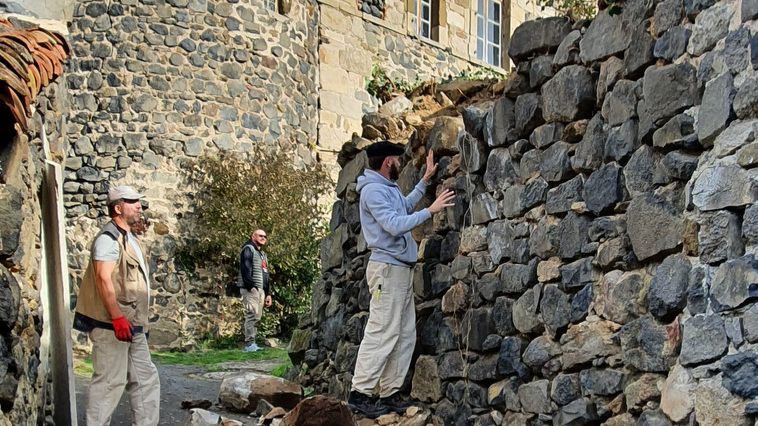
top-left (86, 328), bottom-right (160, 426)
top-left (352, 261), bottom-right (416, 398)
top-left (242, 287), bottom-right (265, 344)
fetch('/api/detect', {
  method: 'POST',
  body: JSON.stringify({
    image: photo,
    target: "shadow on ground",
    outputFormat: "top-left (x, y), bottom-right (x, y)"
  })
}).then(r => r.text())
top-left (75, 357), bottom-right (283, 425)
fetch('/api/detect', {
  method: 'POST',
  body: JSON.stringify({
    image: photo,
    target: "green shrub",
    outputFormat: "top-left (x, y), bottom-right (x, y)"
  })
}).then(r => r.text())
top-left (178, 151), bottom-right (331, 341)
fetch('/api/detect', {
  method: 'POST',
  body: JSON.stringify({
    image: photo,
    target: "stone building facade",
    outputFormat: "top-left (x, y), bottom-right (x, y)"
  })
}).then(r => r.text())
top-left (291, 0), bottom-right (758, 424)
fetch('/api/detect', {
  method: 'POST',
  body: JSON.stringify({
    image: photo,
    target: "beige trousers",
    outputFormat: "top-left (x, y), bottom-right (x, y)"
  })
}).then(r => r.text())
top-left (86, 328), bottom-right (160, 426)
top-left (352, 261), bottom-right (416, 398)
top-left (242, 287), bottom-right (264, 344)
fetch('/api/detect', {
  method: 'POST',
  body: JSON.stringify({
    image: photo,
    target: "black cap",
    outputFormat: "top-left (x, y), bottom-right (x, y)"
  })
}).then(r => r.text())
top-left (365, 140), bottom-right (405, 158)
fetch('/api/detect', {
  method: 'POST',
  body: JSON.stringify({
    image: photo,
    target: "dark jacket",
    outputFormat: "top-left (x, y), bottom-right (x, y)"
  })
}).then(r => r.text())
top-left (238, 240), bottom-right (269, 296)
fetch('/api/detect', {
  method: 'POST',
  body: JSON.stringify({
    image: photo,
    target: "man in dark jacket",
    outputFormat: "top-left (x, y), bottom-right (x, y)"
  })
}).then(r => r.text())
top-left (238, 229), bottom-right (272, 352)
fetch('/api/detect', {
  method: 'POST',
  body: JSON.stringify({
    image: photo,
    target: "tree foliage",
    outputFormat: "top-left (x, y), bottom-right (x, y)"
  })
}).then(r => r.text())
top-left (179, 151), bottom-right (332, 339)
top-left (537, 0), bottom-right (597, 20)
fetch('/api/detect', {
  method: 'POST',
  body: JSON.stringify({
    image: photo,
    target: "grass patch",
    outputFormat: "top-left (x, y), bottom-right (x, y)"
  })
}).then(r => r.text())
top-left (74, 356), bottom-right (94, 377)
top-left (151, 348), bottom-right (290, 374)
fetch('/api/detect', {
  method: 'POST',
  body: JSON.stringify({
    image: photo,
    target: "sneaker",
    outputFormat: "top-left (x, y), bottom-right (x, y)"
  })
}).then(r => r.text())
top-left (243, 343), bottom-right (260, 352)
top-left (347, 391), bottom-right (389, 419)
top-left (379, 393), bottom-right (414, 414)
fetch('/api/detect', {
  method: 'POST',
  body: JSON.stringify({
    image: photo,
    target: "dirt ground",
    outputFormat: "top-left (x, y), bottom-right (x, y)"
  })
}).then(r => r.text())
top-left (74, 357), bottom-right (283, 425)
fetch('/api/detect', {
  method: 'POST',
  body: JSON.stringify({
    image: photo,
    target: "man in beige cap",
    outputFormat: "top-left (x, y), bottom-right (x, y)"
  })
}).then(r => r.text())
top-left (73, 185), bottom-right (160, 426)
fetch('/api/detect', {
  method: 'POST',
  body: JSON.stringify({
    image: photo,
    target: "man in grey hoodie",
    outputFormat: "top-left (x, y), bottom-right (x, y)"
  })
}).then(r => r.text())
top-left (348, 141), bottom-right (455, 418)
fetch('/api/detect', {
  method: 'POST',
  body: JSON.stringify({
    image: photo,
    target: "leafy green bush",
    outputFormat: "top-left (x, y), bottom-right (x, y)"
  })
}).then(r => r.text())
top-left (178, 151), bottom-right (331, 340)
top-left (442, 66), bottom-right (507, 83)
top-left (366, 60), bottom-right (422, 102)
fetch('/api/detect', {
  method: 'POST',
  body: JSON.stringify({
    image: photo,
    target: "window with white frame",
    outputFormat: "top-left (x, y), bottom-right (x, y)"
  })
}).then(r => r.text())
top-left (415, 0), bottom-right (440, 41)
top-left (265, 0), bottom-right (277, 12)
top-left (476, 0), bottom-right (502, 68)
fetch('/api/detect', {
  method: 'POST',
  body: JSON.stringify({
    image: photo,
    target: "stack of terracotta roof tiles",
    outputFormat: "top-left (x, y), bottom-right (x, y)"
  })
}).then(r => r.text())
top-left (0, 16), bottom-right (70, 133)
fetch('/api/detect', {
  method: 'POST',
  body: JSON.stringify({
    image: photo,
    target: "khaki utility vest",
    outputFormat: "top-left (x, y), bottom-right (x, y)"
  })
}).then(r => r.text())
top-left (75, 221), bottom-right (150, 331)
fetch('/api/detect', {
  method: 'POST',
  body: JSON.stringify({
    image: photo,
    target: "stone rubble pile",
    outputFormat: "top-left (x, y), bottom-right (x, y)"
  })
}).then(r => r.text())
top-left (288, 0), bottom-right (758, 424)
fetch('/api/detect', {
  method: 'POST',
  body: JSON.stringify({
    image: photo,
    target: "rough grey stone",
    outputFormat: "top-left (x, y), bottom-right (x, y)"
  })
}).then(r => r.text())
top-left (624, 22), bottom-right (657, 79)
top-left (493, 296), bottom-right (516, 336)
top-left (573, 114), bottom-right (608, 172)
top-left (570, 284), bottom-right (594, 323)
top-left (498, 337), bottom-right (531, 379)
top-left (502, 185), bottom-right (525, 219)
top-left (625, 145), bottom-right (658, 197)
top-left (648, 254), bottom-right (691, 320)
top-left (639, 63), bottom-right (699, 130)
top-left (547, 175), bottom-right (585, 215)
top-left (462, 308), bottom-right (496, 352)
top-left (653, 0), bottom-right (684, 36)
top-left (523, 335), bottom-right (562, 369)
top-left (459, 133), bottom-right (488, 173)
top-left (602, 79), bottom-right (638, 127)
top-left (724, 28), bottom-right (750, 73)
top-left (513, 284), bottom-right (544, 334)
top-left (698, 73), bottom-right (736, 146)
top-left (551, 373), bottom-right (582, 406)
top-left (579, 11), bottom-right (631, 63)
top-left (486, 98), bottom-right (517, 147)
top-left (554, 30), bottom-right (582, 67)
top-left (542, 66), bottom-right (596, 123)
top-left (580, 368), bottom-right (624, 396)
top-left (744, 204), bottom-right (758, 244)
top-left (627, 191), bottom-right (683, 261)
top-left (683, 0), bottom-right (714, 19)
top-left (540, 285), bottom-right (571, 338)
top-left (620, 316), bottom-right (680, 372)
top-left (508, 17), bottom-right (572, 62)
top-left (555, 398), bottom-right (599, 426)
top-left (699, 211), bottom-right (744, 265)
top-left (744, 0), bottom-right (758, 21)
top-left (530, 216), bottom-right (561, 259)
top-left (710, 255), bottom-right (758, 312)
top-left (531, 123), bottom-right (564, 149)
top-left (515, 93), bottom-right (545, 138)
top-left (687, 3), bottom-right (733, 56)
top-left (521, 178), bottom-right (548, 210)
top-left (687, 267), bottom-right (708, 315)
top-left (722, 352), bottom-right (758, 398)
top-left (744, 304), bottom-right (758, 343)
top-left (638, 409), bottom-right (672, 426)
top-left (561, 257), bottom-right (598, 292)
top-left (655, 151), bottom-right (698, 183)
top-left (556, 212), bottom-right (592, 261)
top-left (463, 103), bottom-right (491, 142)
top-left (518, 380), bottom-right (553, 414)
top-left (530, 55), bottom-right (555, 89)
top-left (489, 378), bottom-right (522, 411)
top-left (597, 57), bottom-right (625, 107)
top-left (691, 164), bottom-right (758, 211)
top-left (652, 112), bottom-right (698, 150)
top-left (541, 142), bottom-right (573, 183)
top-left (604, 119), bottom-right (639, 163)
top-left (680, 315), bottom-right (727, 366)
top-left (500, 260), bottom-right (539, 294)
top-left (520, 149), bottom-right (542, 182)
top-left (734, 76), bottom-right (758, 120)
top-left (712, 120), bottom-right (758, 158)
top-left (583, 162), bottom-right (624, 215)
top-left (654, 26), bottom-right (692, 62)
top-left (597, 270), bottom-right (648, 324)
top-left (484, 148), bottom-right (520, 192)
top-left (471, 193), bottom-right (499, 225)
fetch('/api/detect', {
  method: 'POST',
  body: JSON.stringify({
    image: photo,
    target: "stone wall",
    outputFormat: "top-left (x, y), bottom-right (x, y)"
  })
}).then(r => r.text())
top-left (290, 1), bottom-right (758, 425)
top-left (0, 76), bottom-right (70, 424)
top-left (64, 0), bottom-right (320, 348)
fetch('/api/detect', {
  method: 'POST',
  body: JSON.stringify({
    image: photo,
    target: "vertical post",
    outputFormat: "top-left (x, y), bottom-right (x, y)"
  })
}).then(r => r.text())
top-left (40, 159), bottom-right (77, 426)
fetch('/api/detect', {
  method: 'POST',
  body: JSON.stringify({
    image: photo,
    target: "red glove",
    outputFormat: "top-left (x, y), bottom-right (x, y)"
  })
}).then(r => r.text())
top-left (112, 316), bottom-right (133, 342)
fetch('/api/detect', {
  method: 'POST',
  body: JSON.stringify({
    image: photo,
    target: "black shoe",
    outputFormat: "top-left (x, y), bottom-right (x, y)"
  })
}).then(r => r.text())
top-left (379, 393), bottom-right (414, 414)
top-left (348, 391), bottom-right (389, 419)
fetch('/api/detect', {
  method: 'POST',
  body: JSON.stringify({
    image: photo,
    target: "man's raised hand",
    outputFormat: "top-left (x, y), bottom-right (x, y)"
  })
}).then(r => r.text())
top-left (428, 189), bottom-right (455, 214)
top-left (423, 149), bottom-right (438, 183)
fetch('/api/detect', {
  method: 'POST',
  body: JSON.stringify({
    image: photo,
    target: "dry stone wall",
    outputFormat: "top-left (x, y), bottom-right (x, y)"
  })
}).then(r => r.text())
top-left (290, 1), bottom-right (758, 425)
top-left (0, 77), bottom-right (69, 424)
top-left (64, 0), bottom-right (320, 347)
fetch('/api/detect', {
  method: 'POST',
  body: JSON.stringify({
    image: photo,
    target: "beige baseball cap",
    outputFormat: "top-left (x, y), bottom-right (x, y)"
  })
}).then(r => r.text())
top-left (108, 185), bottom-right (146, 204)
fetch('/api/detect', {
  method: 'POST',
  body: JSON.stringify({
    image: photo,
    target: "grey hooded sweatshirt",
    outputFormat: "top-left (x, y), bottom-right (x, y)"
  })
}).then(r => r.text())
top-left (356, 169), bottom-right (431, 267)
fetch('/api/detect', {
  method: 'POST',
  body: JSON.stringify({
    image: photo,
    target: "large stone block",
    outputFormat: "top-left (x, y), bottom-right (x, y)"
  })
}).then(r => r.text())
top-left (486, 98), bottom-right (517, 147)
top-left (518, 380), bottom-right (553, 414)
top-left (627, 191), bottom-right (684, 261)
top-left (698, 211), bottom-right (744, 265)
top-left (513, 283), bottom-right (544, 334)
top-left (648, 254), bottom-right (691, 320)
top-left (619, 316), bottom-right (681, 372)
top-left (710, 254), bottom-right (758, 312)
top-left (596, 270), bottom-right (649, 325)
top-left (695, 376), bottom-right (750, 426)
top-left (691, 164), bottom-right (758, 211)
top-left (583, 162), bottom-right (624, 215)
top-left (572, 114), bottom-right (608, 172)
top-left (411, 355), bottom-right (442, 402)
top-left (541, 65), bottom-right (596, 123)
top-left (640, 63), bottom-right (699, 130)
top-left (687, 2), bottom-right (733, 56)
top-left (579, 10), bottom-right (631, 63)
top-left (680, 314), bottom-right (727, 366)
top-left (560, 318), bottom-right (620, 370)
top-left (508, 17), bottom-right (572, 62)
top-left (428, 117), bottom-right (463, 156)
top-left (698, 72), bottom-right (736, 146)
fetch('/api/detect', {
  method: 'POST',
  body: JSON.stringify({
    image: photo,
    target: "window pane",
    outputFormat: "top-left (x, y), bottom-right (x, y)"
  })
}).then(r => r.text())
top-left (493, 24), bottom-right (500, 43)
top-left (477, 17), bottom-right (484, 38)
top-left (478, 0), bottom-right (484, 16)
top-left (487, 22), bottom-right (494, 41)
top-left (493, 1), bottom-right (500, 20)
top-left (488, 0), bottom-right (495, 18)
top-left (477, 39), bottom-right (484, 60)
top-left (422, 4), bottom-right (429, 20)
top-left (493, 46), bottom-right (500, 67)
top-left (422, 23), bottom-right (430, 37)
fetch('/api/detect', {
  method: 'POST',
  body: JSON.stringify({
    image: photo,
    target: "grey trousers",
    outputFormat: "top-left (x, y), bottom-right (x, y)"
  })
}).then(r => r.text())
top-left (86, 328), bottom-right (160, 426)
top-left (242, 287), bottom-right (264, 344)
top-left (352, 261), bottom-right (416, 398)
